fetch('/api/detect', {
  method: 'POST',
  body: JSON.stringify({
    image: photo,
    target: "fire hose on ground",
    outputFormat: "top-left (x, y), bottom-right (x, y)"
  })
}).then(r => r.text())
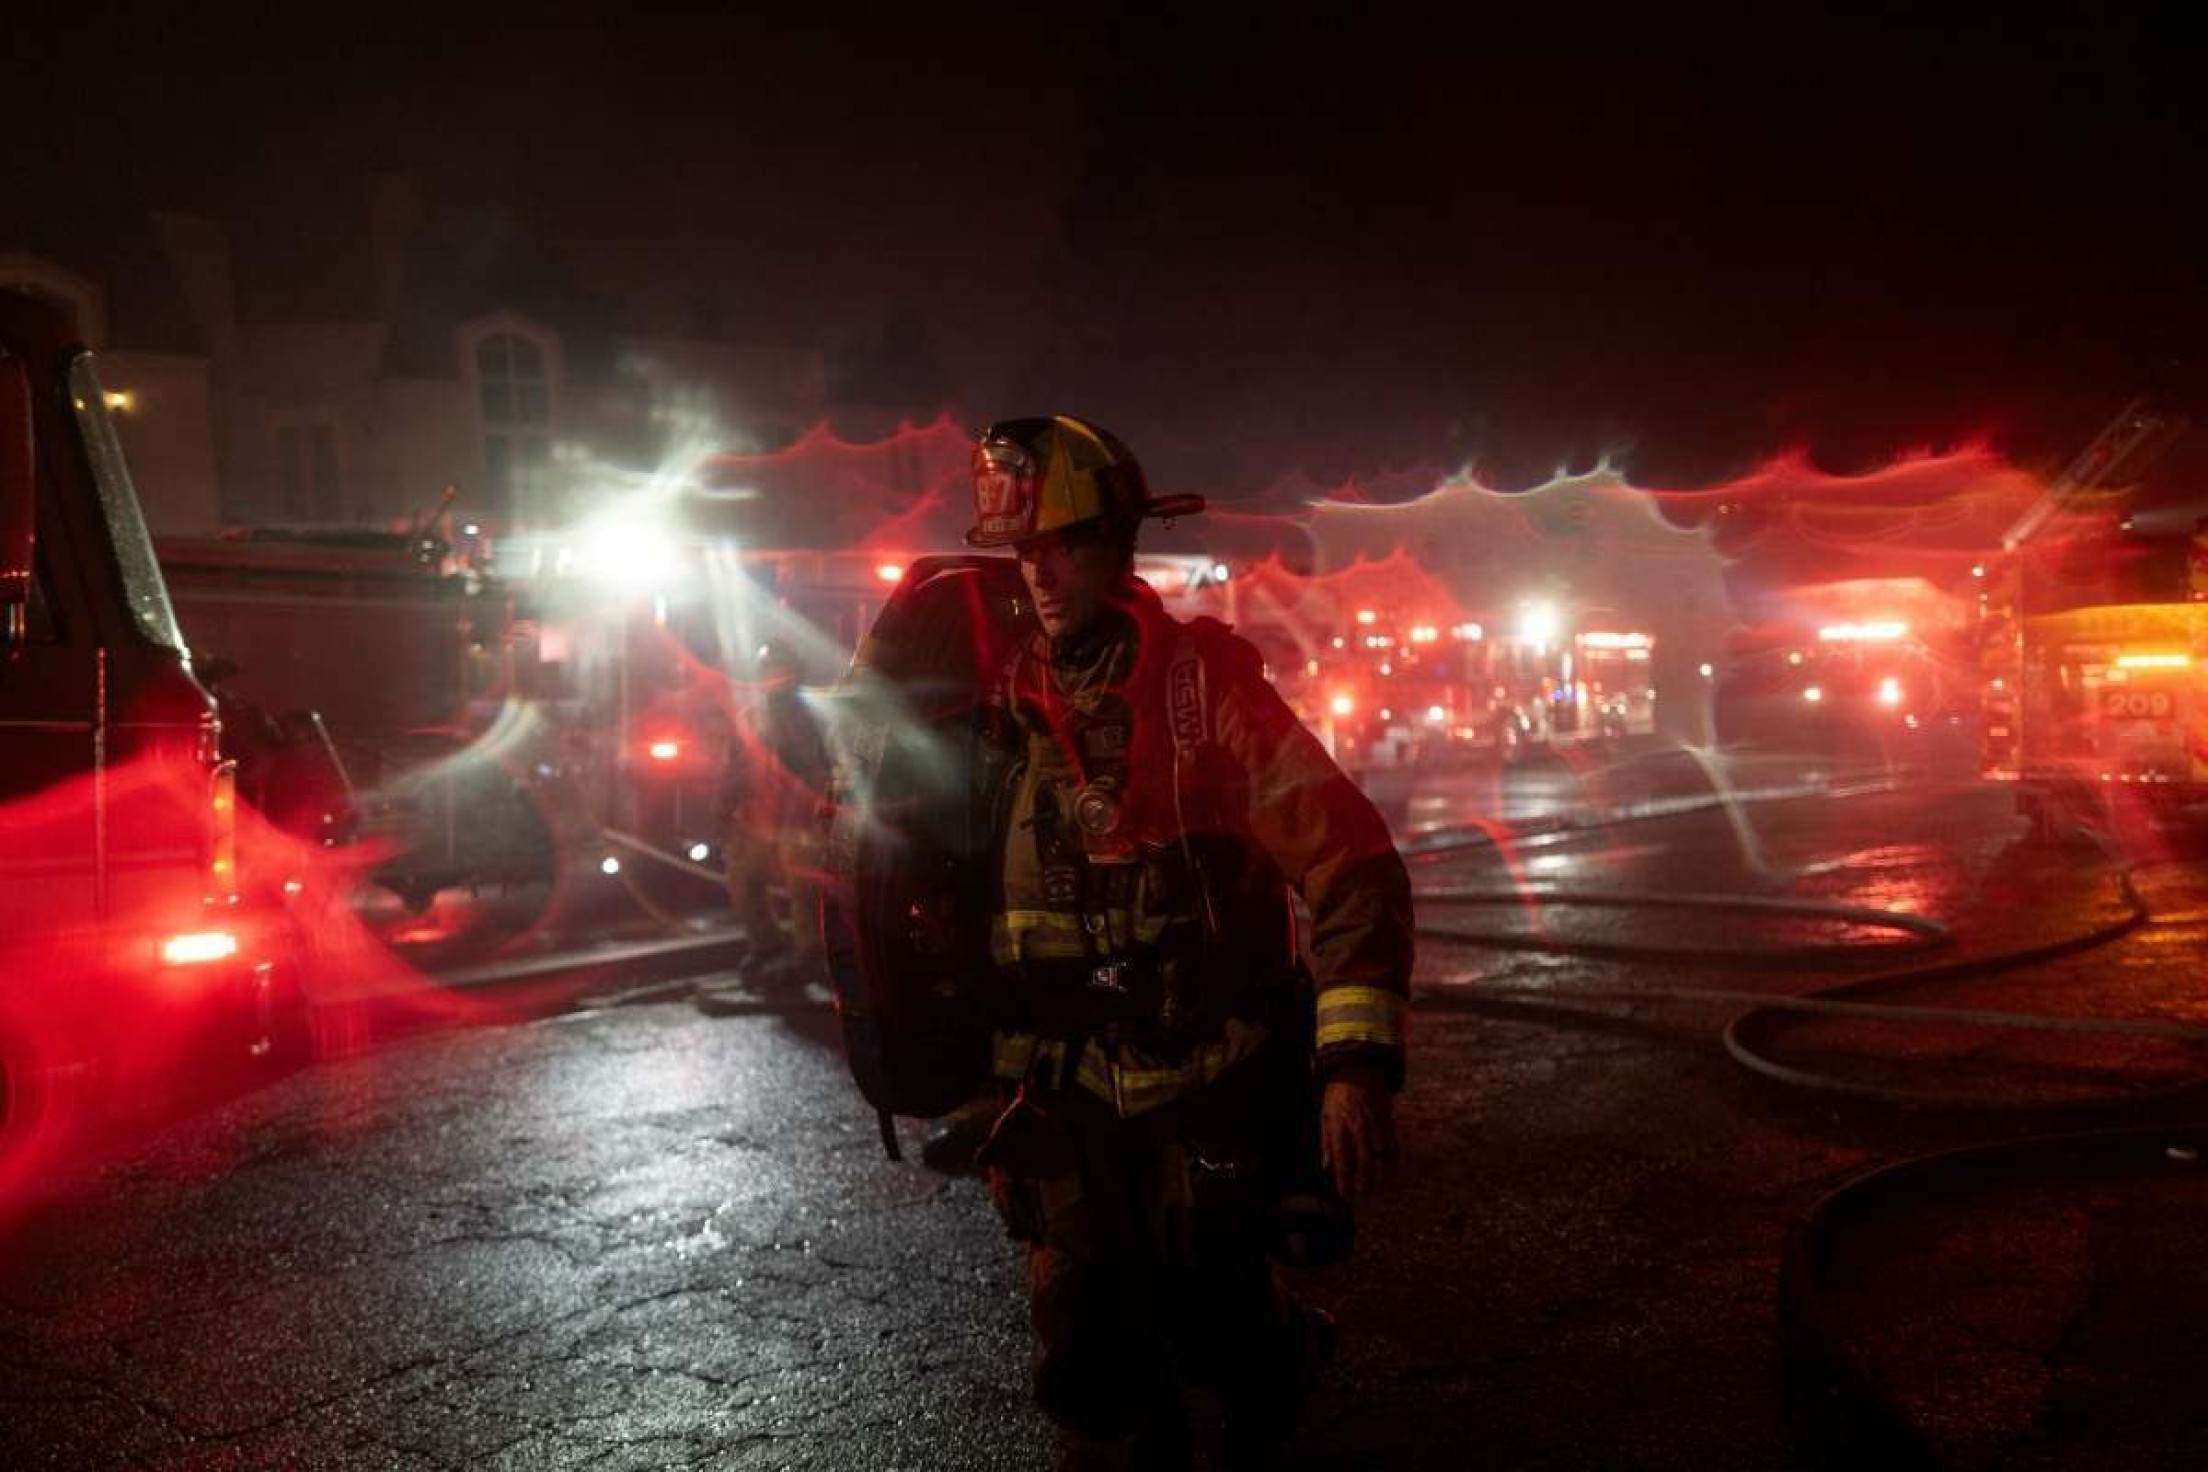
top-left (1409, 810), bottom-right (2207, 1466)
top-left (1774, 1120), bottom-right (2208, 1468)
top-left (1412, 850), bottom-right (2191, 1112)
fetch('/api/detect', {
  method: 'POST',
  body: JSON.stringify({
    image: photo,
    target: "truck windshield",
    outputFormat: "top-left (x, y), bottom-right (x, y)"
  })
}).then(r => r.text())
top-left (68, 353), bottom-right (186, 653)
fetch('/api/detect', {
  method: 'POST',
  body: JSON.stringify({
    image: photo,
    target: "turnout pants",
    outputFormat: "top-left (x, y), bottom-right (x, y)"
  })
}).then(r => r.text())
top-left (984, 1040), bottom-right (1322, 1449)
top-left (722, 821), bottom-right (820, 974)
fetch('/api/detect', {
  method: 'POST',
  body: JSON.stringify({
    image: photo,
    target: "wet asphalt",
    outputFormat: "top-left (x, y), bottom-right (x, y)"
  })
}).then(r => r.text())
top-left (4, 741), bottom-right (2202, 1469)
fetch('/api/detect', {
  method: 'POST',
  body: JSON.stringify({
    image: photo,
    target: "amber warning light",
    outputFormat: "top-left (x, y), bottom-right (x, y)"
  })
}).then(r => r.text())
top-left (209, 762), bottom-right (238, 899)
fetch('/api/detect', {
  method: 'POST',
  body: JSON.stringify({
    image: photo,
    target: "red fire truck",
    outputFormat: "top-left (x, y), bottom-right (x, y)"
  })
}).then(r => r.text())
top-left (156, 529), bottom-right (554, 913)
top-left (1977, 400), bottom-right (2203, 838)
top-left (2, 292), bottom-right (296, 1168)
top-left (1980, 516), bottom-right (2208, 837)
top-left (1713, 578), bottom-right (1967, 753)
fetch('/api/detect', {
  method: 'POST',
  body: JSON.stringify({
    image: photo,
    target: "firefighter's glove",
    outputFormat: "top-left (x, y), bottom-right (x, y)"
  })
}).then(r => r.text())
top-left (1320, 1077), bottom-right (1395, 1201)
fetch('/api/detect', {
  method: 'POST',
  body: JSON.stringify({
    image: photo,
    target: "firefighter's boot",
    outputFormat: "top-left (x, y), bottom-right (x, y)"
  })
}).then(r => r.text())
top-left (1221, 1301), bottom-right (1336, 1471)
top-left (1051, 1398), bottom-right (1193, 1472)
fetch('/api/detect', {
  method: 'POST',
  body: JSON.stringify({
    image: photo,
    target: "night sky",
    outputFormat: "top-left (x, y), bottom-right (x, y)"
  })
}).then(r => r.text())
top-left (8, 4), bottom-right (2204, 497)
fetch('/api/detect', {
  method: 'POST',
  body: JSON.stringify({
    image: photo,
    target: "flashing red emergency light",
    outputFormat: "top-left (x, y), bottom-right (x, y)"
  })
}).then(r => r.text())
top-left (875, 562), bottom-right (905, 584)
top-left (647, 739), bottom-right (682, 762)
top-left (1330, 693), bottom-right (1356, 717)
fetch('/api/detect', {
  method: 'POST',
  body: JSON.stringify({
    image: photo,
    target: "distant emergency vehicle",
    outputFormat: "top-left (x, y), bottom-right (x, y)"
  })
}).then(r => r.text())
top-left (1713, 578), bottom-right (1966, 753)
top-left (1299, 600), bottom-right (1656, 767)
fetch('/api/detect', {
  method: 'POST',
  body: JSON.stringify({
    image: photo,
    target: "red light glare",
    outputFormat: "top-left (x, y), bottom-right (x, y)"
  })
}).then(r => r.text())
top-left (875, 562), bottom-right (905, 584)
top-left (647, 739), bottom-right (681, 762)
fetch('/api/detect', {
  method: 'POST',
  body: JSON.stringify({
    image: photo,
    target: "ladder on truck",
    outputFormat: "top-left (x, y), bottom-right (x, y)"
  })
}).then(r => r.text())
top-left (1985, 397), bottom-right (2190, 824)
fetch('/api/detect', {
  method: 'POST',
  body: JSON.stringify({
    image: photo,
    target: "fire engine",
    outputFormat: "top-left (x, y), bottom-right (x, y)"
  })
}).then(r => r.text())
top-left (1980, 514), bottom-right (2208, 836)
top-left (156, 528), bottom-right (552, 913)
top-left (1713, 578), bottom-right (1966, 753)
top-left (1977, 400), bottom-right (2201, 838)
top-left (2, 292), bottom-right (296, 1163)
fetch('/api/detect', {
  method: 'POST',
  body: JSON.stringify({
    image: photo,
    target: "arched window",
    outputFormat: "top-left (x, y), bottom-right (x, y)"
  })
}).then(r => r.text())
top-left (475, 330), bottom-right (553, 513)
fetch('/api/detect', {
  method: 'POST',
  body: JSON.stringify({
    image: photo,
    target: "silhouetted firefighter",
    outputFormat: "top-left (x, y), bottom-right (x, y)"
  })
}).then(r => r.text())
top-left (724, 640), bottom-right (831, 991)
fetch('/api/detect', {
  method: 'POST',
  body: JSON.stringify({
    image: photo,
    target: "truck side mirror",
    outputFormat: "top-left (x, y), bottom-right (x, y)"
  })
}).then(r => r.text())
top-left (0, 356), bottom-right (33, 612)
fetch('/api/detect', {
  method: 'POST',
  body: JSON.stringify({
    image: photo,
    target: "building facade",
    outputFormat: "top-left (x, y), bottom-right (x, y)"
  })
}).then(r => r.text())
top-left (2, 177), bottom-right (859, 540)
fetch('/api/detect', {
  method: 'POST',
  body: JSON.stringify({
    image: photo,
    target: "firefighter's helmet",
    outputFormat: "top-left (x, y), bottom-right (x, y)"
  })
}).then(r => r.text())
top-left (965, 416), bottom-right (1204, 549)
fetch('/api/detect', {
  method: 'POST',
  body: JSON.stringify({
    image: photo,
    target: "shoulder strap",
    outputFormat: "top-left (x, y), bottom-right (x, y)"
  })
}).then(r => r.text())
top-left (1167, 629), bottom-right (1208, 757)
top-left (1165, 630), bottom-right (1220, 934)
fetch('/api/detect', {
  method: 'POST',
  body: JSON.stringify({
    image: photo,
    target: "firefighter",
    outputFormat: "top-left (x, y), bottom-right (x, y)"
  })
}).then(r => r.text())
top-left (722, 642), bottom-right (831, 990)
top-left (964, 417), bottom-right (1412, 1469)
